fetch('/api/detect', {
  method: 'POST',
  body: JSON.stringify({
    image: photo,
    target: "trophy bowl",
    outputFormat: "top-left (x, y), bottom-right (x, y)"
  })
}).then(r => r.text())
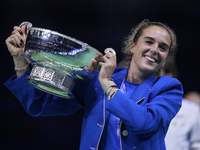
top-left (24, 27), bottom-right (101, 98)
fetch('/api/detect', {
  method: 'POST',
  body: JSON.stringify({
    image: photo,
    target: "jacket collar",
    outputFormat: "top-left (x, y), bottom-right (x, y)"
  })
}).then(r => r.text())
top-left (111, 67), bottom-right (157, 103)
top-left (111, 68), bottom-right (128, 89)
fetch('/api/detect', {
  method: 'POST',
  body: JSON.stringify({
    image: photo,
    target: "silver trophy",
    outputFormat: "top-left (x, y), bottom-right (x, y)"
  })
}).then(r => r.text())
top-left (21, 22), bottom-right (102, 98)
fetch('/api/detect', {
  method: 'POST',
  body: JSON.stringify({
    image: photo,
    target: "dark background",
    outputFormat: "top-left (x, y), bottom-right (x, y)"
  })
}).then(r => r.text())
top-left (1, 0), bottom-right (200, 149)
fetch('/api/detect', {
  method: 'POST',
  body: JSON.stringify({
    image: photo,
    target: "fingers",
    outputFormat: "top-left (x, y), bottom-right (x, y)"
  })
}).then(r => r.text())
top-left (14, 25), bottom-right (28, 39)
top-left (5, 22), bottom-right (30, 58)
top-left (98, 51), bottom-right (117, 85)
top-left (101, 48), bottom-right (116, 70)
top-left (11, 29), bottom-right (24, 47)
top-left (86, 53), bottom-right (102, 71)
top-left (105, 53), bottom-right (113, 59)
top-left (94, 53), bottom-right (102, 61)
top-left (103, 48), bottom-right (116, 62)
top-left (91, 53), bottom-right (101, 67)
top-left (102, 52), bottom-right (116, 62)
top-left (97, 53), bottom-right (116, 72)
top-left (13, 26), bottom-right (23, 36)
top-left (6, 28), bottom-right (24, 48)
top-left (5, 26), bottom-right (26, 55)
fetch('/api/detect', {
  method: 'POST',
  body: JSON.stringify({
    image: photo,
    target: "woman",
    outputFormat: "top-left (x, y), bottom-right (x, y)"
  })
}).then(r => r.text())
top-left (5, 20), bottom-right (183, 150)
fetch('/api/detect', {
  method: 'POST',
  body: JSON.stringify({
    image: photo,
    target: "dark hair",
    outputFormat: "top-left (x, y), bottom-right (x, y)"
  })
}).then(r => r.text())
top-left (121, 19), bottom-right (177, 61)
top-left (161, 57), bottom-right (178, 78)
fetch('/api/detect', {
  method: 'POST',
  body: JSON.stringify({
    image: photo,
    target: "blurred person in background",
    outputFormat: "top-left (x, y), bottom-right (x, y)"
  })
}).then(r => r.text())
top-left (184, 91), bottom-right (200, 108)
top-left (161, 57), bottom-right (200, 150)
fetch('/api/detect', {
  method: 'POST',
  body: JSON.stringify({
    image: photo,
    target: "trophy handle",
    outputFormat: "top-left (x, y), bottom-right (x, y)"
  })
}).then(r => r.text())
top-left (19, 21), bottom-right (32, 35)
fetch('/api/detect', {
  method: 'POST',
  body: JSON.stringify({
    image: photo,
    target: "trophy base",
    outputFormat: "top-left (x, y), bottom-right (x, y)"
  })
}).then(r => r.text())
top-left (25, 61), bottom-right (76, 98)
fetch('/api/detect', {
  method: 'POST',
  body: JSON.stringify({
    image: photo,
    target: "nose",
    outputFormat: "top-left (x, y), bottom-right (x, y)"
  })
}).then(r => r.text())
top-left (150, 44), bottom-right (158, 55)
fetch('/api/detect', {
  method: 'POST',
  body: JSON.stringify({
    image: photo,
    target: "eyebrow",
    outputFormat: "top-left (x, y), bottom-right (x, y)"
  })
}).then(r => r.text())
top-left (144, 36), bottom-right (155, 41)
top-left (144, 36), bottom-right (170, 49)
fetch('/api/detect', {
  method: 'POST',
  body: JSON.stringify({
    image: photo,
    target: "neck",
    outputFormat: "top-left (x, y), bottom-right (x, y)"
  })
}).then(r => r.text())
top-left (126, 69), bottom-right (144, 84)
top-left (126, 63), bottom-right (153, 84)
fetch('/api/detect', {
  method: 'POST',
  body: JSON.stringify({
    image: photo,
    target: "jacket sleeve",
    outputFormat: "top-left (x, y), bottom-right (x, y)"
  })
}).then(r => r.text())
top-left (5, 69), bottom-right (85, 117)
top-left (105, 77), bottom-right (183, 135)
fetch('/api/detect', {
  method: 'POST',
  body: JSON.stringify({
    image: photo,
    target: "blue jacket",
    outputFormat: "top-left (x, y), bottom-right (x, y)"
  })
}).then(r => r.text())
top-left (5, 67), bottom-right (183, 150)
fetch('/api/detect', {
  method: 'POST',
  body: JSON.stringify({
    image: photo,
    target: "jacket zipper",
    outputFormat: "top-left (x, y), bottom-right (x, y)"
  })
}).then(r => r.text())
top-left (119, 121), bottom-right (123, 150)
top-left (96, 92), bottom-right (106, 150)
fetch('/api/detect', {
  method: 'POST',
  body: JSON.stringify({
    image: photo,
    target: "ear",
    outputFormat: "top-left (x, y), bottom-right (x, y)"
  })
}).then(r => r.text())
top-left (130, 41), bottom-right (136, 54)
top-left (162, 62), bottom-right (166, 68)
top-left (162, 58), bottom-right (168, 68)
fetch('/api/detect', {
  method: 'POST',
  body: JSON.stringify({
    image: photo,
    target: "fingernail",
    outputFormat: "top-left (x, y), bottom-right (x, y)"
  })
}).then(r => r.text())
top-left (19, 31), bottom-right (22, 35)
top-left (21, 39), bottom-right (24, 44)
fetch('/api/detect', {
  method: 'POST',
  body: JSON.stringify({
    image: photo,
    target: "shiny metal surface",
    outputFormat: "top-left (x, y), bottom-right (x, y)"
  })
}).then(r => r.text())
top-left (24, 27), bottom-right (101, 98)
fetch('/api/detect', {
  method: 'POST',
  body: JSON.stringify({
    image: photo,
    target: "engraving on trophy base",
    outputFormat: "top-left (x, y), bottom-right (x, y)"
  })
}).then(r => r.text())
top-left (25, 61), bottom-right (75, 98)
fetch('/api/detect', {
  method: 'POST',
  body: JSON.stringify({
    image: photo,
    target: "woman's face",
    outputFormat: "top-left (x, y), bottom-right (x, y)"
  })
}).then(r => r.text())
top-left (130, 25), bottom-right (171, 75)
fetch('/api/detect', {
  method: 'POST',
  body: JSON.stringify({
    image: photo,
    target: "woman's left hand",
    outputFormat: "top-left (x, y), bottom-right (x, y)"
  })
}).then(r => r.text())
top-left (98, 52), bottom-right (117, 87)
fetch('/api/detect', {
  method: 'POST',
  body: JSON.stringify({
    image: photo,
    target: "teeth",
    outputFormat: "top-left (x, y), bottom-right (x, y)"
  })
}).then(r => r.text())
top-left (145, 56), bottom-right (156, 62)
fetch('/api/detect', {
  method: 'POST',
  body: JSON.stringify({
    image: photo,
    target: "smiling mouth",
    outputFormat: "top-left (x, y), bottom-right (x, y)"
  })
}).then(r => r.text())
top-left (144, 56), bottom-right (157, 62)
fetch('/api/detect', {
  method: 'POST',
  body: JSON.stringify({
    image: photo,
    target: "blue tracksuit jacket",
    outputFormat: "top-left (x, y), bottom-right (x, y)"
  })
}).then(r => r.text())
top-left (5, 67), bottom-right (183, 150)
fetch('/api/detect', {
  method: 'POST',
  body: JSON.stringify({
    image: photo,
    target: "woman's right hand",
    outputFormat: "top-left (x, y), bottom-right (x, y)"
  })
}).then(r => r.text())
top-left (5, 25), bottom-right (27, 55)
top-left (5, 25), bottom-right (30, 77)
